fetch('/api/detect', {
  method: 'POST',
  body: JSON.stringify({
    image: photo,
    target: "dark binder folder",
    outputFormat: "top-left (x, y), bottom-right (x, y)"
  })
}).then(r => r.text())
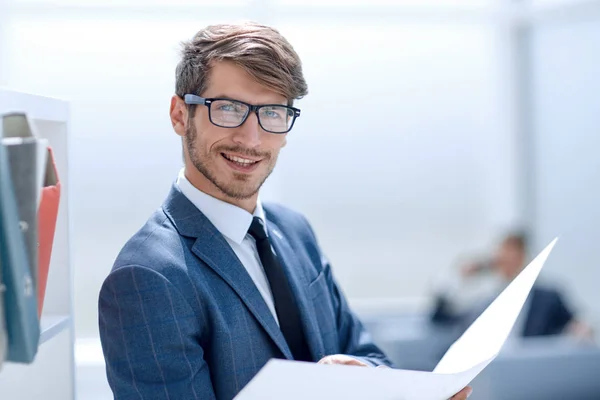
top-left (2, 137), bottom-right (39, 292)
top-left (0, 117), bottom-right (41, 364)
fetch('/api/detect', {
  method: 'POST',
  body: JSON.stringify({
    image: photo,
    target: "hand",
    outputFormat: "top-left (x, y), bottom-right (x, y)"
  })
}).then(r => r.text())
top-left (450, 386), bottom-right (473, 399)
top-left (566, 320), bottom-right (595, 343)
top-left (318, 355), bottom-right (473, 399)
top-left (461, 260), bottom-right (488, 277)
top-left (317, 354), bottom-right (369, 367)
top-left (318, 355), bottom-right (472, 399)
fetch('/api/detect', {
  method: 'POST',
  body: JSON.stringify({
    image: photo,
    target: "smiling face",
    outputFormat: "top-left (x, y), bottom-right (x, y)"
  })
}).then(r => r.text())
top-left (170, 61), bottom-right (289, 211)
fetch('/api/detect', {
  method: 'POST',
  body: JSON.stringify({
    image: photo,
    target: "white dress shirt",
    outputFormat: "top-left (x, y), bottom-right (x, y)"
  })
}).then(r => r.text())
top-left (176, 168), bottom-right (279, 325)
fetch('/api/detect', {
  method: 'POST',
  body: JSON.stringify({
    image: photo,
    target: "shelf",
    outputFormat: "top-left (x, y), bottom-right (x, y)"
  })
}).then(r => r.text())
top-left (0, 88), bottom-right (74, 399)
top-left (0, 88), bottom-right (69, 123)
top-left (40, 315), bottom-right (70, 345)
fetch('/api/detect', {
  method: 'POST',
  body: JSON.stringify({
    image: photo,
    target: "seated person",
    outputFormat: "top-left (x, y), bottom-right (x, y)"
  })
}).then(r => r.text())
top-left (430, 232), bottom-right (594, 340)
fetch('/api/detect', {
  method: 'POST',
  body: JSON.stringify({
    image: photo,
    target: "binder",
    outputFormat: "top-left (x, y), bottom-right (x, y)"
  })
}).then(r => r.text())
top-left (0, 132), bottom-right (40, 364)
top-left (37, 146), bottom-right (61, 316)
top-left (0, 253), bottom-right (6, 370)
top-left (2, 137), bottom-right (39, 295)
top-left (2, 112), bottom-right (58, 317)
top-left (1, 113), bottom-right (47, 207)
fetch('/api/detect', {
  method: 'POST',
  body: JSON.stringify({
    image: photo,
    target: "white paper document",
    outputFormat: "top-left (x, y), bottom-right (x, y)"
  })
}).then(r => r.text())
top-left (235, 238), bottom-right (558, 400)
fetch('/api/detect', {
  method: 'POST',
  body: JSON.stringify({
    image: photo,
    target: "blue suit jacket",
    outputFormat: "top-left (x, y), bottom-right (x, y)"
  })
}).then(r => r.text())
top-left (521, 286), bottom-right (574, 337)
top-left (98, 184), bottom-right (391, 399)
top-left (432, 286), bottom-right (575, 338)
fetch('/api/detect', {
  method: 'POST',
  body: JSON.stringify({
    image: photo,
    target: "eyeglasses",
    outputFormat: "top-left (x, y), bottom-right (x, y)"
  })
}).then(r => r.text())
top-left (183, 94), bottom-right (301, 134)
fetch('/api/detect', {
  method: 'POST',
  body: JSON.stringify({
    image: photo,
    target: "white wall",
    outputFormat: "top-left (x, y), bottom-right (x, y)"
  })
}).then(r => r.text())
top-left (274, 21), bottom-right (519, 303)
top-left (530, 16), bottom-right (600, 331)
top-left (3, 5), bottom-right (520, 337)
top-left (0, 0), bottom-right (10, 86)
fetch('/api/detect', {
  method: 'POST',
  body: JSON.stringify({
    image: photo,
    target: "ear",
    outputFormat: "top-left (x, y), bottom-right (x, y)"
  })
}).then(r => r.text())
top-left (170, 95), bottom-right (188, 137)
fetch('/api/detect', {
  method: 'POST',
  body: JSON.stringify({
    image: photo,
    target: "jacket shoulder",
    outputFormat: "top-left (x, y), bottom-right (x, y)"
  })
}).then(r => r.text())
top-left (111, 208), bottom-right (186, 274)
top-left (262, 202), bottom-right (308, 228)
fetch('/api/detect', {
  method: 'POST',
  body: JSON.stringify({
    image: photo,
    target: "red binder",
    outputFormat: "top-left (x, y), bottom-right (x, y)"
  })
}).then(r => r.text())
top-left (37, 146), bottom-right (60, 317)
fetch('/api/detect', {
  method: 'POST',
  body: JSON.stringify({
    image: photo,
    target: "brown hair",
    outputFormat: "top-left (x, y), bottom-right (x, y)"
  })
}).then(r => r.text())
top-left (175, 22), bottom-right (308, 113)
top-left (503, 231), bottom-right (528, 253)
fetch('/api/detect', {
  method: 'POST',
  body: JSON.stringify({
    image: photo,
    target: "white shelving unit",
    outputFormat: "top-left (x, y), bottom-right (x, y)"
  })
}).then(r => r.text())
top-left (0, 89), bottom-right (75, 399)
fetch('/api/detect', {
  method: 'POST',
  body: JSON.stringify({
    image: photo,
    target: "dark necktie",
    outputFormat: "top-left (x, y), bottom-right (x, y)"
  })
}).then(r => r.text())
top-left (248, 217), bottom-right (311, 361)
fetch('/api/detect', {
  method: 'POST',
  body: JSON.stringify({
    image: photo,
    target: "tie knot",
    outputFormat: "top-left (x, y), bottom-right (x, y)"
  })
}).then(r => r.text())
top-left (248, 216), bottom-right (268, 241)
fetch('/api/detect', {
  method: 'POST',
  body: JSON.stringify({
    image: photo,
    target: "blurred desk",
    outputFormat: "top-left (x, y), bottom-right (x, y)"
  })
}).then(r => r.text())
top-left (363, 313), bottom-right (600, 399)
top-left (470, 336), bottom-right (600, 400)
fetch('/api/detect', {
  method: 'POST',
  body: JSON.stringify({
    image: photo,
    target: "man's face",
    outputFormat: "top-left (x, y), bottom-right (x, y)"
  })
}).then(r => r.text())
top-left (495, 241), bottom-right (525, 280)
top-left (179, 61), bottom-right (288, 201)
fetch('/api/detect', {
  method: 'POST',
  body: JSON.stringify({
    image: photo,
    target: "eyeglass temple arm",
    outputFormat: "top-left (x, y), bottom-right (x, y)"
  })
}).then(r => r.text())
top-left (183, 94), bottom-right (207, 105)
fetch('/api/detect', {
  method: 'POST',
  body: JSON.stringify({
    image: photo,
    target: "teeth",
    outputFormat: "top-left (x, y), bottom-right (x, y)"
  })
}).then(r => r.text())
top-left (225, 154), bottom-right (257, 164)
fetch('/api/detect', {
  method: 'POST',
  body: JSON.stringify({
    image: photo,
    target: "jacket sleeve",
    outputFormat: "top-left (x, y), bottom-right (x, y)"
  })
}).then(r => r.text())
top-left (300, 216), bottom-right (394, 368)
top-left (98, 264), bottom-right (216, 400)
top-left (549, 288), bottom-right (575, 334)
top-left (321, 255), bottom-right (394, 367)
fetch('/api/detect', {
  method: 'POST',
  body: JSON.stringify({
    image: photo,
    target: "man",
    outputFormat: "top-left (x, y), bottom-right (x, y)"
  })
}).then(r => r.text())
top-left (432, 232), bottom-right (594, 340)
top-left (98, 22), bottom-right (472, 400)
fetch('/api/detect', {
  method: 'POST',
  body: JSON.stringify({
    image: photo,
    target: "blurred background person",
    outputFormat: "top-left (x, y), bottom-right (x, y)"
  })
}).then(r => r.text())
top-left (431, 232), bottom-right (594, 341)
top-left (1, 0), bottom-right (600, 399)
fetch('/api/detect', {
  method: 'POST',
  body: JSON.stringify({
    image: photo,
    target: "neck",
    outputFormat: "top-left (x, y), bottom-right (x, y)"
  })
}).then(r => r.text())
top-left (184, 166), bottom-right (257, 214)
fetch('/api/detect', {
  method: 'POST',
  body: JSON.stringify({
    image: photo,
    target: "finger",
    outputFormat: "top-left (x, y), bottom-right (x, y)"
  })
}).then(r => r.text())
top-left (450, 386), bottom-right (472, 399)
top-left (317, 356), bottom-right (368, 367)
top-left (323, 359), bottom-right (367, 366)
top-left (342, 358), bottom-right (369, 367)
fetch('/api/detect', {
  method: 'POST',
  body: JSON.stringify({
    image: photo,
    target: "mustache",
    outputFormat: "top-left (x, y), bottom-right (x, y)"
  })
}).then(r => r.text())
top-left (216, 146), bottom-right (270, 159)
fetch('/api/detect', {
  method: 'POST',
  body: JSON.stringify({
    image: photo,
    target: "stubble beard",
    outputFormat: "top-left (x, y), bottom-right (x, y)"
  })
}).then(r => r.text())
top-left (185, 123), bottom-right (274, 200)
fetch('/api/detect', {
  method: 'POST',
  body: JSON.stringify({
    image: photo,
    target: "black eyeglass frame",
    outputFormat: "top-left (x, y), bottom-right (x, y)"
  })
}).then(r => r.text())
top-left (183, 94), bottom-right (301, 134)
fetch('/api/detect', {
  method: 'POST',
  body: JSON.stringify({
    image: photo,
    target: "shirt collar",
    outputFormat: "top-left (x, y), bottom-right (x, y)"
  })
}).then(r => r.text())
top-left (176, 168), bottom-right (265, 244)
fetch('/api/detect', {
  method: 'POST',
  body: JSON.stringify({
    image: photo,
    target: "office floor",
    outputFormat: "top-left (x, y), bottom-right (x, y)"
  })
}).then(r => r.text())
top-left (76, 339), bottom-right (113, 400)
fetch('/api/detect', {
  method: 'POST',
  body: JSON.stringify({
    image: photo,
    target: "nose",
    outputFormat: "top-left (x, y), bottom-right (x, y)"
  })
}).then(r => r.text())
top-left (232, 111), bottom-right (262, 148)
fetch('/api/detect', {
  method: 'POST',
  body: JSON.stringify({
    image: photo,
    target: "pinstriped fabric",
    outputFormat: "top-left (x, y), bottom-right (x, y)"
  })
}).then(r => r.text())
top-left (131, 267), bottom-right (171, 400)
top-left (100, 264), bottom-right (218, 399)
top-left (163, 278), bottom-right (199, 400)
top-left (110, 286), bottom-right (143, 400)
top-left (241, 310), bottom-right (258, 373)
top-left (227, 329), bottom-right (239, 393)
top-left (98, 185), bottom-right (392, 400)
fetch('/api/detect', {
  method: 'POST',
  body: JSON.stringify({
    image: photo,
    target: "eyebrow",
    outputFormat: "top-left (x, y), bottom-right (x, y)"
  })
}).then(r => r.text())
top-left (210, 94), bottom-right (288, 106)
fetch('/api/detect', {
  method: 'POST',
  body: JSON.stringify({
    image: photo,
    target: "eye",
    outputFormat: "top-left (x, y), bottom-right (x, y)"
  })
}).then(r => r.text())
top-left (218, 102), bottom-right (238, 112)
top-left (261, 106), bottom-right (285, 119)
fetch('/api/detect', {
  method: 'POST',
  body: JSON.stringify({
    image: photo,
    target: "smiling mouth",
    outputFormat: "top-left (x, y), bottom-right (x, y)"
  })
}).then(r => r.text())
top-left (221, 153), bottom-right (261, 171)
top-left (222, 153), bottom-right (259, 165)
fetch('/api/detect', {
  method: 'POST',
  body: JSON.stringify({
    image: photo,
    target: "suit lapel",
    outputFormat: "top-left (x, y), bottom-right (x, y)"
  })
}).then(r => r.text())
top-left (191, 236), bottom-right (293, 359)
top-left (162, 184), bottom-right (292, 359)
top-left (266, 219), bottom-right (325, 362)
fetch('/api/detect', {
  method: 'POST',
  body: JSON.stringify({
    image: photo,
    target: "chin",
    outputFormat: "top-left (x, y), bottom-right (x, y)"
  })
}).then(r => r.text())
top-left (223, 188), bottom-right (260, 200)
top-left (218, 178), bottom-right (261, 200)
